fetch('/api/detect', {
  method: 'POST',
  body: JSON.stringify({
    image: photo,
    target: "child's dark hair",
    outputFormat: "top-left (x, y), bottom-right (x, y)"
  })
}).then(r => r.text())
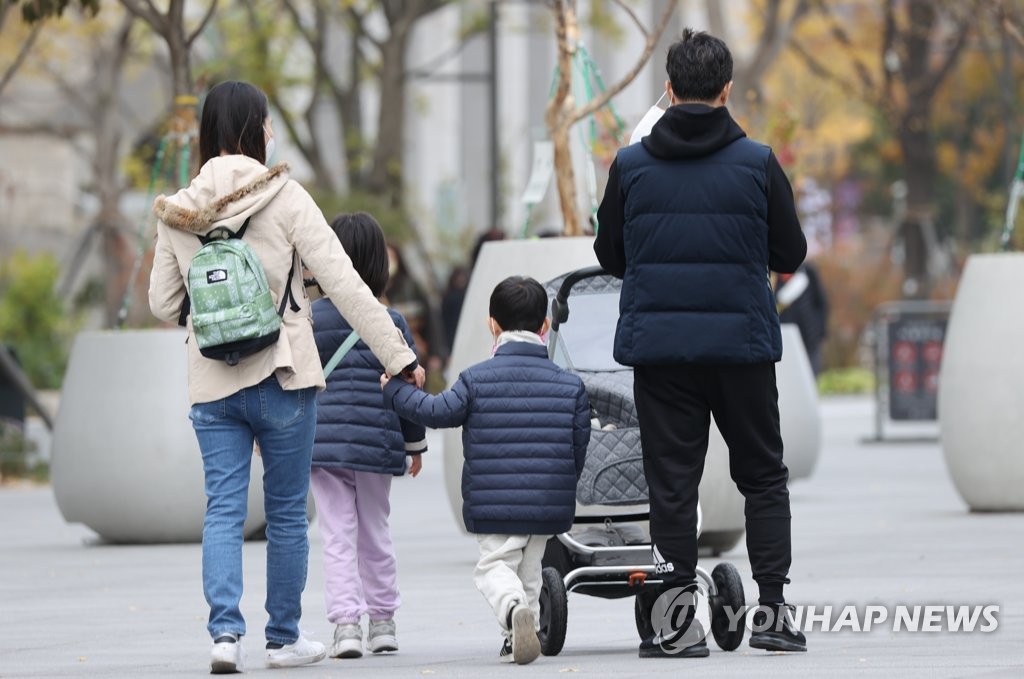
top-left (489, 276), bottom-right (547, 332)
top-left (199, 80), bottom-right (270, 166)
top-left (329, 212), bottom-right (389, 297)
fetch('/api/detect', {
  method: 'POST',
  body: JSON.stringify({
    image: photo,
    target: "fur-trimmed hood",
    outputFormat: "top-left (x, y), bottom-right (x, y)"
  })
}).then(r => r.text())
top-left (153, 156), bottom-right (291, 234)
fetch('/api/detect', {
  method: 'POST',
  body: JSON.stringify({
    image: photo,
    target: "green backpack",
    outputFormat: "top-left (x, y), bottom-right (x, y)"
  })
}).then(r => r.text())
top-left (182, 216), bottom-right (298, 366)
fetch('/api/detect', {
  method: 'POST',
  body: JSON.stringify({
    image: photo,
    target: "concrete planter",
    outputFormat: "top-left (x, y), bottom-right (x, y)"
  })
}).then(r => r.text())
top-left (779, 324), bottom-right (822, 482)
top-left (51, 330), bottom-right (268, 543)
top-left (939, 253), bottom-right (1024, 511)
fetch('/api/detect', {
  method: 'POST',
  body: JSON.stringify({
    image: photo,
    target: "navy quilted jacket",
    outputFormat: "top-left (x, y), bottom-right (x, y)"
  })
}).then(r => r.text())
top-left (382, 341), bottom-right (590, 535)
top-left (312, 298), bottom-right (426, 475)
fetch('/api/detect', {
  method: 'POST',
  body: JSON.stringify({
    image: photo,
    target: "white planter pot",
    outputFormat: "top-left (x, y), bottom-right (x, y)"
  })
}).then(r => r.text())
top-left (939, 254), bottom-right (1024, 511)
top-left (52, 330), bottom-right (268, 542)
top-left (779, 324), bottom-right (822, 481)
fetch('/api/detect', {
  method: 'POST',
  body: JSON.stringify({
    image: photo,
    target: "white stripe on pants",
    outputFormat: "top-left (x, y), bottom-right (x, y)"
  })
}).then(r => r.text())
top-left (310, 467), bottom-right (399, 624)
top-left (473, 534), bottom-right (548, 636)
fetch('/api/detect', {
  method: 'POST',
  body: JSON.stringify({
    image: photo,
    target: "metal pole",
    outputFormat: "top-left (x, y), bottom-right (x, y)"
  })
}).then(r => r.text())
top-left (488, 0), bottom-right (500, 229)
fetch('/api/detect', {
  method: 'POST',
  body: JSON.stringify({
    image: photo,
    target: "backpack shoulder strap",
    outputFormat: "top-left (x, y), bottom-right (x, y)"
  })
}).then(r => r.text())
top-left (323, 331), bottom-right (361, 378)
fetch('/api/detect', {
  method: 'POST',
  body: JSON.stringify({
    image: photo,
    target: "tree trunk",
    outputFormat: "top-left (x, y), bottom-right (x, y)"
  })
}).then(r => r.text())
top-left (895, 0), bottom-right (940, 299)
top-left (547, 0), bottom-right (581, 236)
top-left (94, 18), bottom-right (135, 326)
top-left (368, 28), bottom-right (410, 206)
top-left (551, 122), bottom-right (581, 235)
top-left (337, 18), bottom-right (366, 191)
top-left (898, 104), bottom-right (936, 299)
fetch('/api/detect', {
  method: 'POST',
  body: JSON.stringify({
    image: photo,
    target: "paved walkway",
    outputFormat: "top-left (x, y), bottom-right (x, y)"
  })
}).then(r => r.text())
top-left (1, 396), bottom-right (1022, 678)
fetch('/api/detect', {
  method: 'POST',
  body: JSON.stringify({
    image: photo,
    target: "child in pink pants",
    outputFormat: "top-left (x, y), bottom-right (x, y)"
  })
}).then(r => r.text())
top-left (310, 213), bottom-right (426, 659)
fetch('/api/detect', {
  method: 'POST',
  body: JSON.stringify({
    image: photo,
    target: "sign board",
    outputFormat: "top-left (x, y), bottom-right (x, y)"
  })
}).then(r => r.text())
top-left (887, 317), bottom-right (947, 421)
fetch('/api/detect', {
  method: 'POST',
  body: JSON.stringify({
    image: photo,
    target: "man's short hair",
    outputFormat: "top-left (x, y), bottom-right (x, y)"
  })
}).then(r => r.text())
top-left (666, 28), bottom-right (733, 103)
top-left (489, 276), bottom-right (547, 333)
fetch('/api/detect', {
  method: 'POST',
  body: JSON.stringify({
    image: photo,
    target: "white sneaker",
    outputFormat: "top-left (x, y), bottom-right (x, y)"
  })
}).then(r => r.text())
top-left (330, 623), bottom-right (363, 659)
top-left (510, 604), bottom-right (541, 665)
top-left (368, 618), bottom-right (398, 653)
top-left (265, 635), bottom-right (327, 669)
top-left (210, 633), bottom-right (245, 674)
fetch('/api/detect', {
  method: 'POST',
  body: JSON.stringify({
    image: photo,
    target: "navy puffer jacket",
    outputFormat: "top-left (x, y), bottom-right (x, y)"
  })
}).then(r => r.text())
top-left (382, 341), bottom-right (590, 535)
top-left (312, 298), bottom-right (426, 475)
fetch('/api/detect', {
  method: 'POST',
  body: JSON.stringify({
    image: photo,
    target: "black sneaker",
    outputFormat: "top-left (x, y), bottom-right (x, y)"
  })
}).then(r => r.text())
top-left (638, 619), bottom-right (710, 658)
top-left (749, 604), bottom-right (807, 652)
top-left (498, 638), bottom-right (514, 664)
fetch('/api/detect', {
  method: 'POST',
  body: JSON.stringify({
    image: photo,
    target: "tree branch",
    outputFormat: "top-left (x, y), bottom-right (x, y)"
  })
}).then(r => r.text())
top-left (281, 0), bottom-right (317, 50)
top-left (915, 17), bottom-right (971, 100)
top-left (705, 0), bottom-right (727, 43)
top-left (804, 0), bottom-right (877, 93)
top-left (39, 60), bottom-right (93, 113)
top-left (570, 0), bottom-right (676, 125)
top-left (187, 0), bottom-right (219, 47)
top-left (609, 0), bottom-right (648, 39)
top-left (740, 0), bottom-right (810, 87)
top-left (0, 22), bottom-right (41, 99)
top-left (787, 35), bottom-right (878, 107)
top-left (349, 6), bottom-right (383, 50)
top-left (119, 0), bottom-right (165, 34)
top-left (1004, 10), bottom-right (1024, 48)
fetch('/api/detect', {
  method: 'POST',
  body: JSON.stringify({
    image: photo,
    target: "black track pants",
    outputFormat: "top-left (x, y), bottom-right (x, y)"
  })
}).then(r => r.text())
top-left (634, 363), bottom-right (792, 605)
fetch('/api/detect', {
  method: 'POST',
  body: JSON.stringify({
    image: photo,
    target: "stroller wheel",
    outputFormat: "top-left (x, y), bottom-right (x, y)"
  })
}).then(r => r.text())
top-left (709, 562), bottom-right (746, 651)
top-left (633, 586), bottom-right (659, 640)
top-left (541, 536), bottom-right (573, 575)
top-left (538, 567), bottom-right (568, 656)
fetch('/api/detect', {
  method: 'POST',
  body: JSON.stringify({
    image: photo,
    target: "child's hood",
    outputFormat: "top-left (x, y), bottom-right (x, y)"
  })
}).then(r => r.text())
top-left (153, 155), bottom-right (290, 235)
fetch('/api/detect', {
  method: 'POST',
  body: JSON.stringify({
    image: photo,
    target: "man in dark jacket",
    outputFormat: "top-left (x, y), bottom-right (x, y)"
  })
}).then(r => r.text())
top-left (382, 276), bottom-right (590, 666)
top-left (594, 29), bottom-right (808, 657)
top-left (778, 262), bottom-right (829, 376)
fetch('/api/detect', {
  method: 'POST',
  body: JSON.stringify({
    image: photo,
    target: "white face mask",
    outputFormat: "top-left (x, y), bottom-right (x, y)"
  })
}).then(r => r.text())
top-left (264, 125), bottom-right (276, 165)
top-left (629, 92), bottom-right (668, 145)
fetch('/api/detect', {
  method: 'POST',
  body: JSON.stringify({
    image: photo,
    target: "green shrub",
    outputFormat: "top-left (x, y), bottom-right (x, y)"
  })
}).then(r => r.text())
top-left (0, 419), bottom-right (44, 482)
top-left (817, 367), bottom-right (875, 395)
top-left (0, 252), bottom-right (78, 389)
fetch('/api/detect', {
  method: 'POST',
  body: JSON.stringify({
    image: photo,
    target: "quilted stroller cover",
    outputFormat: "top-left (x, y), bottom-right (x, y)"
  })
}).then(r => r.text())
top-left (545, 272), bottom-right (649, 506)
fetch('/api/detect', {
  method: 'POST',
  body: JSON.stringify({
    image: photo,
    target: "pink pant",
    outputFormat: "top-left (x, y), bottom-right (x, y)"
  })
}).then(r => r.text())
top-left (310, 468), bottom-right (400, 624)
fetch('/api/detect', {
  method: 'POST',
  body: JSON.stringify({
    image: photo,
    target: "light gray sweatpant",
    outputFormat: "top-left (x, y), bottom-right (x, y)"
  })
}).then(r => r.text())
top-left (473, 534), bottom-right (548, 637)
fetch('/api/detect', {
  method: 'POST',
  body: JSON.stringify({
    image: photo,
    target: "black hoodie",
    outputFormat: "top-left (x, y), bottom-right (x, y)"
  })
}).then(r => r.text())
top-left (594, 104), bottom-right (806, 278)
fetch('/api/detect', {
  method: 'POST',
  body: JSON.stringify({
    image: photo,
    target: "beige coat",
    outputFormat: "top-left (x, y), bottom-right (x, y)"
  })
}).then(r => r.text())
top-left (149, 155), bottom-right (416, 405)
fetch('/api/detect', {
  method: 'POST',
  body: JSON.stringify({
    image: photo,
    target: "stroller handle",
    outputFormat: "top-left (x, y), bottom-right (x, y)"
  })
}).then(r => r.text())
top-left (550, 266), bottom-right (608, 332)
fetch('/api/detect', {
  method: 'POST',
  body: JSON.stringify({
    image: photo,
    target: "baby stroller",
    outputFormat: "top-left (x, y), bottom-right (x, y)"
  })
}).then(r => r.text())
top-left (536, 266), bottom-right (746, 655)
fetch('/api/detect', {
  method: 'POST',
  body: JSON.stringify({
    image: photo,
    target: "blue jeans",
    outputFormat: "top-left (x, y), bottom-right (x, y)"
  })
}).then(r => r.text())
top-left (189, 376), bottom-right (317, 645)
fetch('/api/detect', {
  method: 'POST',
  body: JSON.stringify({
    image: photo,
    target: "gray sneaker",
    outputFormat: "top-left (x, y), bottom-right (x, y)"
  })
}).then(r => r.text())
top-left (368, 618), bottom-right (398, 653)
top-left (510, 604), bottom-right (540, 665)
top-left (330, 623), bottom-right (363, 659)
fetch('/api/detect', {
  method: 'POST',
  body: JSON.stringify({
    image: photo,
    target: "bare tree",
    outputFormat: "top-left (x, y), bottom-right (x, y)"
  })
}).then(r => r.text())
top-left (37, 12), bottom-right (140, 324)
top-left (365, 0), bottom-right (452, 206)
top-left (546, 0), bottom-right (677, 236)
top-left (790, 0), bottom-right (975, 298)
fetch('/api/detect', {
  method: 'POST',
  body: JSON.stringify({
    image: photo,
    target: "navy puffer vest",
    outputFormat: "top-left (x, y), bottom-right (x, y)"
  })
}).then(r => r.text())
top-left (613, 137), bottom-right (781, 365)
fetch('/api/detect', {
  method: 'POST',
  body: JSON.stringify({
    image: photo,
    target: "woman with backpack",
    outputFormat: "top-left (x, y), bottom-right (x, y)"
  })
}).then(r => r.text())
top-left (148, 80), bottom-right (424, 674)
